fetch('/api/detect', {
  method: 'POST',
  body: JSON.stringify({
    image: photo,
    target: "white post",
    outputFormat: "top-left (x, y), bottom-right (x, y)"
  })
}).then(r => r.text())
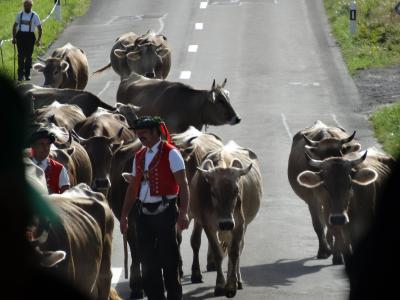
top-left (54, 0), bottom-right (61, 22)
top-left (349, 1), bottom-right (357, 35)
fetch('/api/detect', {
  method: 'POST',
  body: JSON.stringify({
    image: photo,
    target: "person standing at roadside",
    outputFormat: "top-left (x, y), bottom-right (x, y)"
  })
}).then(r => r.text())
top-left (12, 0), bottom-right (42, 81)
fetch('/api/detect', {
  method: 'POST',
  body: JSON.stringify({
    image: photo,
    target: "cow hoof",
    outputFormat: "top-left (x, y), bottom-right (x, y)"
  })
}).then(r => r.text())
top-left (130, 289), bottom-right (144, 299)
top-left (237, 282), bottom-right (243, 290)
top-left (317, 247), bottom-right (332, 259)
top-left (191, 273), bottom-right (203, 283)
top-left (224, 285), bottom-right (237, 298)
top-left (214, 286), bottom-right (225, 297)
top-left (207, 263), bottom-right (217, 272)
top-left (332, 255), bottom-right (343, 265)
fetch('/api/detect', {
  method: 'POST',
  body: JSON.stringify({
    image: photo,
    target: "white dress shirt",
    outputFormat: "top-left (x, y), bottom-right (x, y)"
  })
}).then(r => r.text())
top-left (32, 157), bottom-right (70, 190)
top-left (131, 140), bottom-right (185, 203)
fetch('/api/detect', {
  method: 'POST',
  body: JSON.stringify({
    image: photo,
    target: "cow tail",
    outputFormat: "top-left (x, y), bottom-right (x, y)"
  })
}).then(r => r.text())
top-left (91, 62), bottom-right (112, 77)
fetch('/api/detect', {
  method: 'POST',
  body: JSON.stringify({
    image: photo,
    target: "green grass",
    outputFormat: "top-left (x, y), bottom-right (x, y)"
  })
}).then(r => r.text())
top-left (0, 0), bottom-right (90, 79)
top-left (323, 0), bottom-right (400, 74)
top-left (370, 103), bottom-right (400, 158)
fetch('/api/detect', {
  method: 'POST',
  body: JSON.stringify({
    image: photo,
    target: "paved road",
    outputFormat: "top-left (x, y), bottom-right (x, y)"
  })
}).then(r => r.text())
top-left (31, 0), bottom-right (379, 299)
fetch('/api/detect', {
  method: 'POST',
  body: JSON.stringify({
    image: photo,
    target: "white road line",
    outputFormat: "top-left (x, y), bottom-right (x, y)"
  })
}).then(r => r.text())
top-left (200, 2), bottom-right (208, 9)
top-left (331, 114), bottom-right (344, 128)
top-left (111, 268), bottom-right (123, 284)
top-left (180, 71), bottom-right (191, 79)
top-left (97, 81), bottom-right (112, 98)
top-left (188, 45), bottom-right (198, 52)
top-left (195, 22), bottom-right (204, 30)
top-left (156, 14), bottom-right (168, 35)
top-left (105, 16), bottom-right (119, 26)
top-left (274, 0), bottom-right (278, 4)
top-left (281, 113), bottom-right (293, 141)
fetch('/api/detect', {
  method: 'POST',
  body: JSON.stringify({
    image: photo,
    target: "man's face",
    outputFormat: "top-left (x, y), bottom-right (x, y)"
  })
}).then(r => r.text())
top-left (24, 2), bottom-right (32, 13)
top-left (135, 128), bottom-right (159, 147)
top-left (31, 138), bottom-right (51, 161)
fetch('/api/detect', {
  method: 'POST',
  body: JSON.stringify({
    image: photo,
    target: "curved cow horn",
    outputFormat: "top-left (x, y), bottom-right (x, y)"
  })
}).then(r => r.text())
top-left (349, 150), bottom-right (368, 168)
top-left (37, 56), bottom-right (47, 62)
top-left (211, 79), bottom-right (216, 90)
top-left (303, 134), bottom-right (319, 147)
top-left (340, 130), bottom-right (356, 145)
top-left (222, 78), bottom-right (227, 88)
top-left (71, 129), bottom-right (88, 145)
top-left (305, 152), bottom-right (323, 169)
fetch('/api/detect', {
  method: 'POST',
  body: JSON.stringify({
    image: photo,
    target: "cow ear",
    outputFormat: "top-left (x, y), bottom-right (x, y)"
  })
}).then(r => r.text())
top-left (33, 63), bottom-right (45, 72)
top-left (114, 48), bottom-right (127, 59)
top-left (297, 171), bottom-right (323, 188)
top-left (40, 250), bottom-right (67, 268)
top-left (156, 47), bottom-right (169, 57)
top-left (305, 146), bottom-right (318, 158)
top-left (127, 51), bottom-right (141, 61)
top-left (66, 147), bottom-right (75, 156)
top-left (352, 168), bottom-right (378, 186)
top-left (341, 143), bottom-right (361, 155)
top-left (61, 61), bottom-right (70, 73)
top-left (122, 172), bottom-right (133, 183)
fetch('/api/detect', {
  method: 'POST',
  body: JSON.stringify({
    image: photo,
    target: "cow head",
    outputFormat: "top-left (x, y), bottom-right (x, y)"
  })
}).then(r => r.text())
top-left (303, 131), bottom-right (361, 159)
top-left (297, 151), bottom-right (378, 226)
top-left (204, 79), bottom-right (241, 127)
top-left (75, 129), bottom-right (124, 196)
top-left (197, 158), bottom-right (252, 231)
top-left (115, 103), bottom-right (141, 129)
top-left (114, 42), bottom-right (169, 78)
top-left (33, 57), bottom-right (69, 88)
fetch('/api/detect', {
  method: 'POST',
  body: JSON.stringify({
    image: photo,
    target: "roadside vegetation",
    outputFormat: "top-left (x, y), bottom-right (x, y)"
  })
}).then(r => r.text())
top-left (0, 0), bottom-right (90, 79)
top-left (323, 0), bottom-right (400, 158)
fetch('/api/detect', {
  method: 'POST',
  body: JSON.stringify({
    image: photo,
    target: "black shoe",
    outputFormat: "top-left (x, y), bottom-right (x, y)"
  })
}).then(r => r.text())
top-left (18, 77), bottom-right (24, 81)
top-left (25, 76), bottom-right (31, 81)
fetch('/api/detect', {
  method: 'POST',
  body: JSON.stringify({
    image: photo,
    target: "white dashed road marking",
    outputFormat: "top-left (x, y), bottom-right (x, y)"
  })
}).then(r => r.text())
top-left (111, 267), bottom-right (123, 285)
top-left (200, 2), bottom-right (208, 9)
top-left (188, 45), bottom-right (199, 52)
top-left (281, 113), bottom-right (293, 141)
top-left (180, 71), bottom-right (192, 79)
top-left (195, 22), bottom-right (204, 30)
top-left (331, 114), bottom-right (344, 128)
top-left (97, 81), bottom-right (112, 97)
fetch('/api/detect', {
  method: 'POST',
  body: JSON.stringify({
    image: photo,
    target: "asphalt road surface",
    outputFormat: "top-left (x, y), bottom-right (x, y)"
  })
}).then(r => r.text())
top-left (31, 0), bottom-right (379, 299)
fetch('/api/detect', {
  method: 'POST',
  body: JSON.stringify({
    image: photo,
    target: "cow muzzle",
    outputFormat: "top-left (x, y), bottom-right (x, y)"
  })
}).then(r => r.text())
top-left (329, 213), bottom-right (349, 226)
top-left (229, 116), bottom-right (241, 125)
top-left (218, 218), bottom-right (235, 231)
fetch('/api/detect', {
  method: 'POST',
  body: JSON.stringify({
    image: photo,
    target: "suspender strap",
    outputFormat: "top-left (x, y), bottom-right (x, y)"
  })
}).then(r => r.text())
top-left (19, 12), bottom-right (23, 31)
top-left (28, 12), bottom-right (35, 32)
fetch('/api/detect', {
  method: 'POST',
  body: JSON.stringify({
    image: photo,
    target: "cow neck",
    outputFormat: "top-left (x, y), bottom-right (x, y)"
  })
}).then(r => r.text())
top-left (141, 141), bottom-right (165, 175)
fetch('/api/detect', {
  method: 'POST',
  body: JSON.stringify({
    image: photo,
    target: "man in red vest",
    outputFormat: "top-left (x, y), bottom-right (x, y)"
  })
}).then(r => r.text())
top-left (30, 128), bottom-right (70, 194)
top-left (120, 116), bottom-right (189, 300)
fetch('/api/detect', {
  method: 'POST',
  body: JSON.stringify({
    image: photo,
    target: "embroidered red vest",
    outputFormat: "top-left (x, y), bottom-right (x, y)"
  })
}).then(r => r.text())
top-left (133, 141), bottom-right (179, 198)
top-left (44, 158), bottom-right (63, 194)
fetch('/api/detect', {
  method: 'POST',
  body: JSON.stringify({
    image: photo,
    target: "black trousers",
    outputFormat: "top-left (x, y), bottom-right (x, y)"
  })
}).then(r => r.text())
top-left (136, 203), bottom-right (182, 300)
top-left (16, 31), bottom-right (36, 79)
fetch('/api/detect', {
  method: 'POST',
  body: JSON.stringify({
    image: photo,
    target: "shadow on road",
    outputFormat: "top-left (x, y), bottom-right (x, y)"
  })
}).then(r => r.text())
top-left (241, 256), bottom-right (329, 288)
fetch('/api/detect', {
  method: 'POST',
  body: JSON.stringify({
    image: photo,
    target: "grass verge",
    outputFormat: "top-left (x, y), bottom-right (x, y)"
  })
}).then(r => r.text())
top-left (0, 0), bottom-right (90, 79)
top-left (370, 103), bottom-right (400, 158)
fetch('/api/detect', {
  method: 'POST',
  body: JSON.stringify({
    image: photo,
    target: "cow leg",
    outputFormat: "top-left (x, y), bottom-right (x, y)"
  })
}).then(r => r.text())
top-left (237, 237), bottom-right (245, 290)
top-left (331, 228), bottom-right (344, 265)
top-left (206, 243), bottom-right (216, 271)
top-left (96, 233), bottom-right (113, 300)
top-left (225, 224), bottom-right (244, 298)
top-left (127, 224), bottom-right (144, 299)
top-left (307, 199), bottom-right (331, 259)
top-left (203, 225), bottom-right (225, 296)
top-left (190, 221), bottom-right (203, 283)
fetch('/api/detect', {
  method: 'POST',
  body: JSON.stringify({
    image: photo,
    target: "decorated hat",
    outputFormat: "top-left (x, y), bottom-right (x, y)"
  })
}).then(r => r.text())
top-left (29, 127), bottom-right (56, 145)
top-left (131, 116), bottom-right (162, 130)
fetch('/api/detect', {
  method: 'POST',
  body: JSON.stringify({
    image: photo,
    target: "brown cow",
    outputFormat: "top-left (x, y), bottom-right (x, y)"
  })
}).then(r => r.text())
top-left (287, 120), bottom-right (361, 259)
top-left (28, 183), bottom-right (121, 300)
top-left (74, 109), bottom-right (135, 195)
top-left (93, 30), bottom-right (171, 79)
top-left (191, 141), bottom-right (262, 297)
top-left (23, 85), bottom-right (116, 116)
top-left (33, 43), bottom-right (89, 90)
top-left (35, 101), bottom-right (86, 131)
top-left (297, 148), bottom-right (393, 265)
top-left (117, 74), bottom-right (241, 133)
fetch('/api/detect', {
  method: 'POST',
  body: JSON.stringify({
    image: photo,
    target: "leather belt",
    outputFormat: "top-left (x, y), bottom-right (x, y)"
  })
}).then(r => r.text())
top-left (139, 198), bottom-right (176, 215)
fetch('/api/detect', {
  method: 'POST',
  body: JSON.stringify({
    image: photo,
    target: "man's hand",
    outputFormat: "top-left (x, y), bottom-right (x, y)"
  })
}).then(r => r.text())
top-left (35, 39), bottom-right (41, 46)
top-left (120, 215), bottom-right (128, 234)
top-left (177, 212), bottom-right (189, 230)
top-left (12, 38), bottom-right (16, 44)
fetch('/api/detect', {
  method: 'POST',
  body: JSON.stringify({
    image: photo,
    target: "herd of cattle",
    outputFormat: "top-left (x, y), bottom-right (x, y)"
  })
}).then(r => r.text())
top-left (20, 30), bottom-right (395, 299)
